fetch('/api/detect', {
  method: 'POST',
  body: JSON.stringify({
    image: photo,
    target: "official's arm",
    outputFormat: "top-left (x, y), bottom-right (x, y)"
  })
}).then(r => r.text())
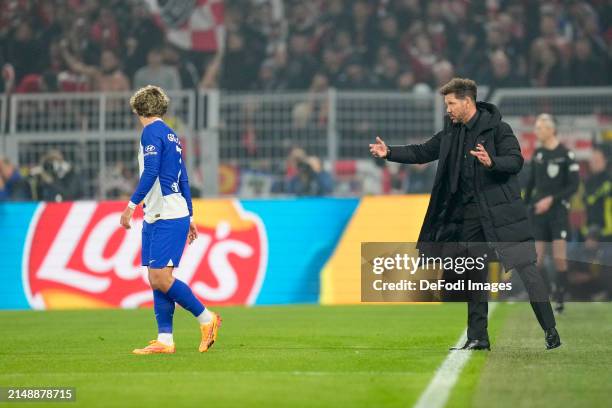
top-left (552, 151), bottom-right (580, 204)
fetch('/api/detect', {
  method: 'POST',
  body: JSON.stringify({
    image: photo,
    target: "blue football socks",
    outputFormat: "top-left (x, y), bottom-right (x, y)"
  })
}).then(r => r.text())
top-left (153, 289), bottom-right (175, 334)
top-left (166, 279), bottom-right (206, 318)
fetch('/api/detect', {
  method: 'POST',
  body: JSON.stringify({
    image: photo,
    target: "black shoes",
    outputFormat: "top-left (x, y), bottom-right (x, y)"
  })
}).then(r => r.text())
top-left (450, 339), bottom-right (491, 351)
top-left (545, 327), bottom-right (562, 350)
top-left (447, 330), bottom-right (560, 351)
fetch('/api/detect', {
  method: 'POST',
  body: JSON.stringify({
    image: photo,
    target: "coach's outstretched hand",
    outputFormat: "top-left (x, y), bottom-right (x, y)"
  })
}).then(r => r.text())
top-left (188, 222), bottom-right (198, 244)
top-left (120, 206), bottom-right (134, 229)
top-left (369, 136), bottom-right (388, 158)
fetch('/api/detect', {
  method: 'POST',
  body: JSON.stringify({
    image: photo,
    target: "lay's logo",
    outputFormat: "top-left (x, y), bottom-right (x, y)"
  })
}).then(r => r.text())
top-left (24, 200), bottom-right (267, 309)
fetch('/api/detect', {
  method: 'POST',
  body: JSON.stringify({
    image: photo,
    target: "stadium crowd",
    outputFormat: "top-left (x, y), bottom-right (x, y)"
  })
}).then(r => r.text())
top-left (0, 1), bottom-right (611, 300)
top-left (0, 0), bottom-right (610, 93)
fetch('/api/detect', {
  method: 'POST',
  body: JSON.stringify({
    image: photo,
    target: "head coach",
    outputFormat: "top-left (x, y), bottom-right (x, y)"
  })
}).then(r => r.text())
top-left (369, 78), bottom-right (561, 351)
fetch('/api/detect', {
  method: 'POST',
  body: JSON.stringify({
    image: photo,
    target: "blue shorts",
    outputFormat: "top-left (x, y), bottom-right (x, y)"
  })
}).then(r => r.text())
top-left (141, 216), bottom-right (190, 268)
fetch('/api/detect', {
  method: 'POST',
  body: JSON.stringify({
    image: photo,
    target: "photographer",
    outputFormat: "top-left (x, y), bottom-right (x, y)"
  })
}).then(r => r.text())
top-left (287, 156), bottom-right (334, 197)
top-left (30, 150), bottom-right (81, 202)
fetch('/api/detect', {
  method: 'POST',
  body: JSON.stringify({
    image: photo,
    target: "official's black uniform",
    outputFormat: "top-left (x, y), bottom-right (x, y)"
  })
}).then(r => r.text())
top-left (525, 145), bottom-right (580, 241)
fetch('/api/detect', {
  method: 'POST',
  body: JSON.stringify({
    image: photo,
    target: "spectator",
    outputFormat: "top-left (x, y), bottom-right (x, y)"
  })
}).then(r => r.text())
top-left (570, 38), bottom-right (607, 86)
top-left (481, 50), bottom-right (526, 91)
top-left (583, 147), bottom-right (612, 242)
top-left (134, 48), bottom-right (182, 91)
top-left (292, 73), bottom-right (329, 128)
top-left (100, 162), bottom-right (137, 200)
top-left (1, 0), bottom-right (610, 94)
top-left (431, 60), bottom-right (454, 89)
top-left (162, 44), bottom-right (199, 90)
top-left (349, 0), bottom-right (377, 63)
top-left (253, 59), bottom-right (286, 91)
top-left (284, 33), bottom-right (317, 90)
top-left (29, 150), bottom-right (81, 202)
top-left (529, 40), bottom-right (569, 87)
top-left (4, 21), bottom-right (43, 85)
top-left (123, 5), bottom-right (164, 79)
top-left (397, 71), bottom-right (416, 92)
top-left (376, 55), bottom-right (401, 90)
top-left (378, 15), bottom-right (401, 56)
top-left (220, 31), bottom-right (265, 90)
top-left (62, 17), bottom-right (101, 67)
top-left (90, 7), bottom-right (120, 50)
top-left (0, 158), bottom-right (31, 201)
top-left (408, 32), bottom-right (438, 84)
top-left (404, 163), bottom-right (435, 194)
top-left (287, 156), bottom-right (334, 196)
top-left (61, 44), bottom-right (130, 92)
top-left (321, 47), bottom-right (344, 87)
top-left (337, 55), bottom-right (376, 90)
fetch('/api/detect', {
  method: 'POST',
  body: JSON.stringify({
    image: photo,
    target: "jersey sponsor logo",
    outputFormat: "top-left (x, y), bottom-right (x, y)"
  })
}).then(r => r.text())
top-left (24, 201), bottom-right (267, 309)
top-left (145, 145), bottom-right (156, 152)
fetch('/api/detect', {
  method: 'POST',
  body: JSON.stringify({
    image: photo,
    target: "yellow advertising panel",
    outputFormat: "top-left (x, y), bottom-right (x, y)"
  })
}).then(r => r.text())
top-left (320, 195), bottom-right (430, 304)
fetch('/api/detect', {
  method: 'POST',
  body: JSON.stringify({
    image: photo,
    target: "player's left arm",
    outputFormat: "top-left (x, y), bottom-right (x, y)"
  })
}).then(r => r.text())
top-left (179, 159), bottom-right (193, 218)
top-left (179, 159), bottom-right (198, 244)
top-left (552, 150), bottom-right (580, 204)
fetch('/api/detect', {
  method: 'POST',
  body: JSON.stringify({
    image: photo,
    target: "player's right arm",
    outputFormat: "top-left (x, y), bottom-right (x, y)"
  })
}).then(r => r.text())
top-left (120, 128), bottom-right (163, 229)
top-left (129, 129), bottom-right (163, 207)
top-left (369, 131), bottom-right (442, 164)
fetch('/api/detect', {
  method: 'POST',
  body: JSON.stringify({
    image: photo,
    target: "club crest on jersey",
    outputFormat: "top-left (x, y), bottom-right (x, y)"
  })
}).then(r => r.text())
top-left (547, 163), bottom-right (560, 178)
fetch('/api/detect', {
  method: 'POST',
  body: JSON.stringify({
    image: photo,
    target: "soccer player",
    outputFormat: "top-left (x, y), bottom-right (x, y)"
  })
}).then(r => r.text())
top-left (525, 113), bottom-right (579, 313)
top-left (120, 85), bottom-right (221, 354)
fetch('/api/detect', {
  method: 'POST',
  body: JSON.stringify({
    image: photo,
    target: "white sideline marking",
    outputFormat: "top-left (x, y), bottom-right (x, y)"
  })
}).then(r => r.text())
top-left (413, 303), bottom-right (498, 408)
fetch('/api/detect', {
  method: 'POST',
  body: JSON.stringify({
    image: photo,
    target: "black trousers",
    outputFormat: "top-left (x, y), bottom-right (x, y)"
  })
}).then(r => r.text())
top-left (449, 204), bottom-right (556, 340)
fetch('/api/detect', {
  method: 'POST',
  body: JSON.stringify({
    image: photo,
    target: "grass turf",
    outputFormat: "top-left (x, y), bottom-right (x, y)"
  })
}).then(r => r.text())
top-left (452, 302), bottom-right (612, 408)
top-left (0, 304), bottom-right (466, 408)
top-left (1, 303), bottom-right (610, 408)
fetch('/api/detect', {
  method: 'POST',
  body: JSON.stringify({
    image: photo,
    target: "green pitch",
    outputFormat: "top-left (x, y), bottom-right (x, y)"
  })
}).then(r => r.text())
top-left (0, 303), bottom-right (610, 408)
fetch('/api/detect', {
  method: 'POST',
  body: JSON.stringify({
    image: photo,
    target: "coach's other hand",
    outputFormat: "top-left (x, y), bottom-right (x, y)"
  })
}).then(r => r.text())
top-left (188, 222), bottom-right (198, 244)
top-left (120, 206), bottom-right (134, 229)
top-left (470, 144), bottom-right (493, 168)
top-left (369, 136), bottom-right (389, 158)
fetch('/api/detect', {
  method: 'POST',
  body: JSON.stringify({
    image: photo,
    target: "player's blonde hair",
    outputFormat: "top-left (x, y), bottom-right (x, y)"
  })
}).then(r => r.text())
top-left (129, 85), bottom-right (169, 118)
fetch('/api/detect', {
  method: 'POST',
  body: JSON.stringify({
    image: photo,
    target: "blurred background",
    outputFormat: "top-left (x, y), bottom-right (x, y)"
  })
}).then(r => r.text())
top-left (0, 1), bottom-right (611, 305)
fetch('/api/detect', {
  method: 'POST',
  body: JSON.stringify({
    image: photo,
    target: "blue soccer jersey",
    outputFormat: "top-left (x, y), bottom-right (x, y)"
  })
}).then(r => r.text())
top-left (129, 119), bottom-right (193, 224)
